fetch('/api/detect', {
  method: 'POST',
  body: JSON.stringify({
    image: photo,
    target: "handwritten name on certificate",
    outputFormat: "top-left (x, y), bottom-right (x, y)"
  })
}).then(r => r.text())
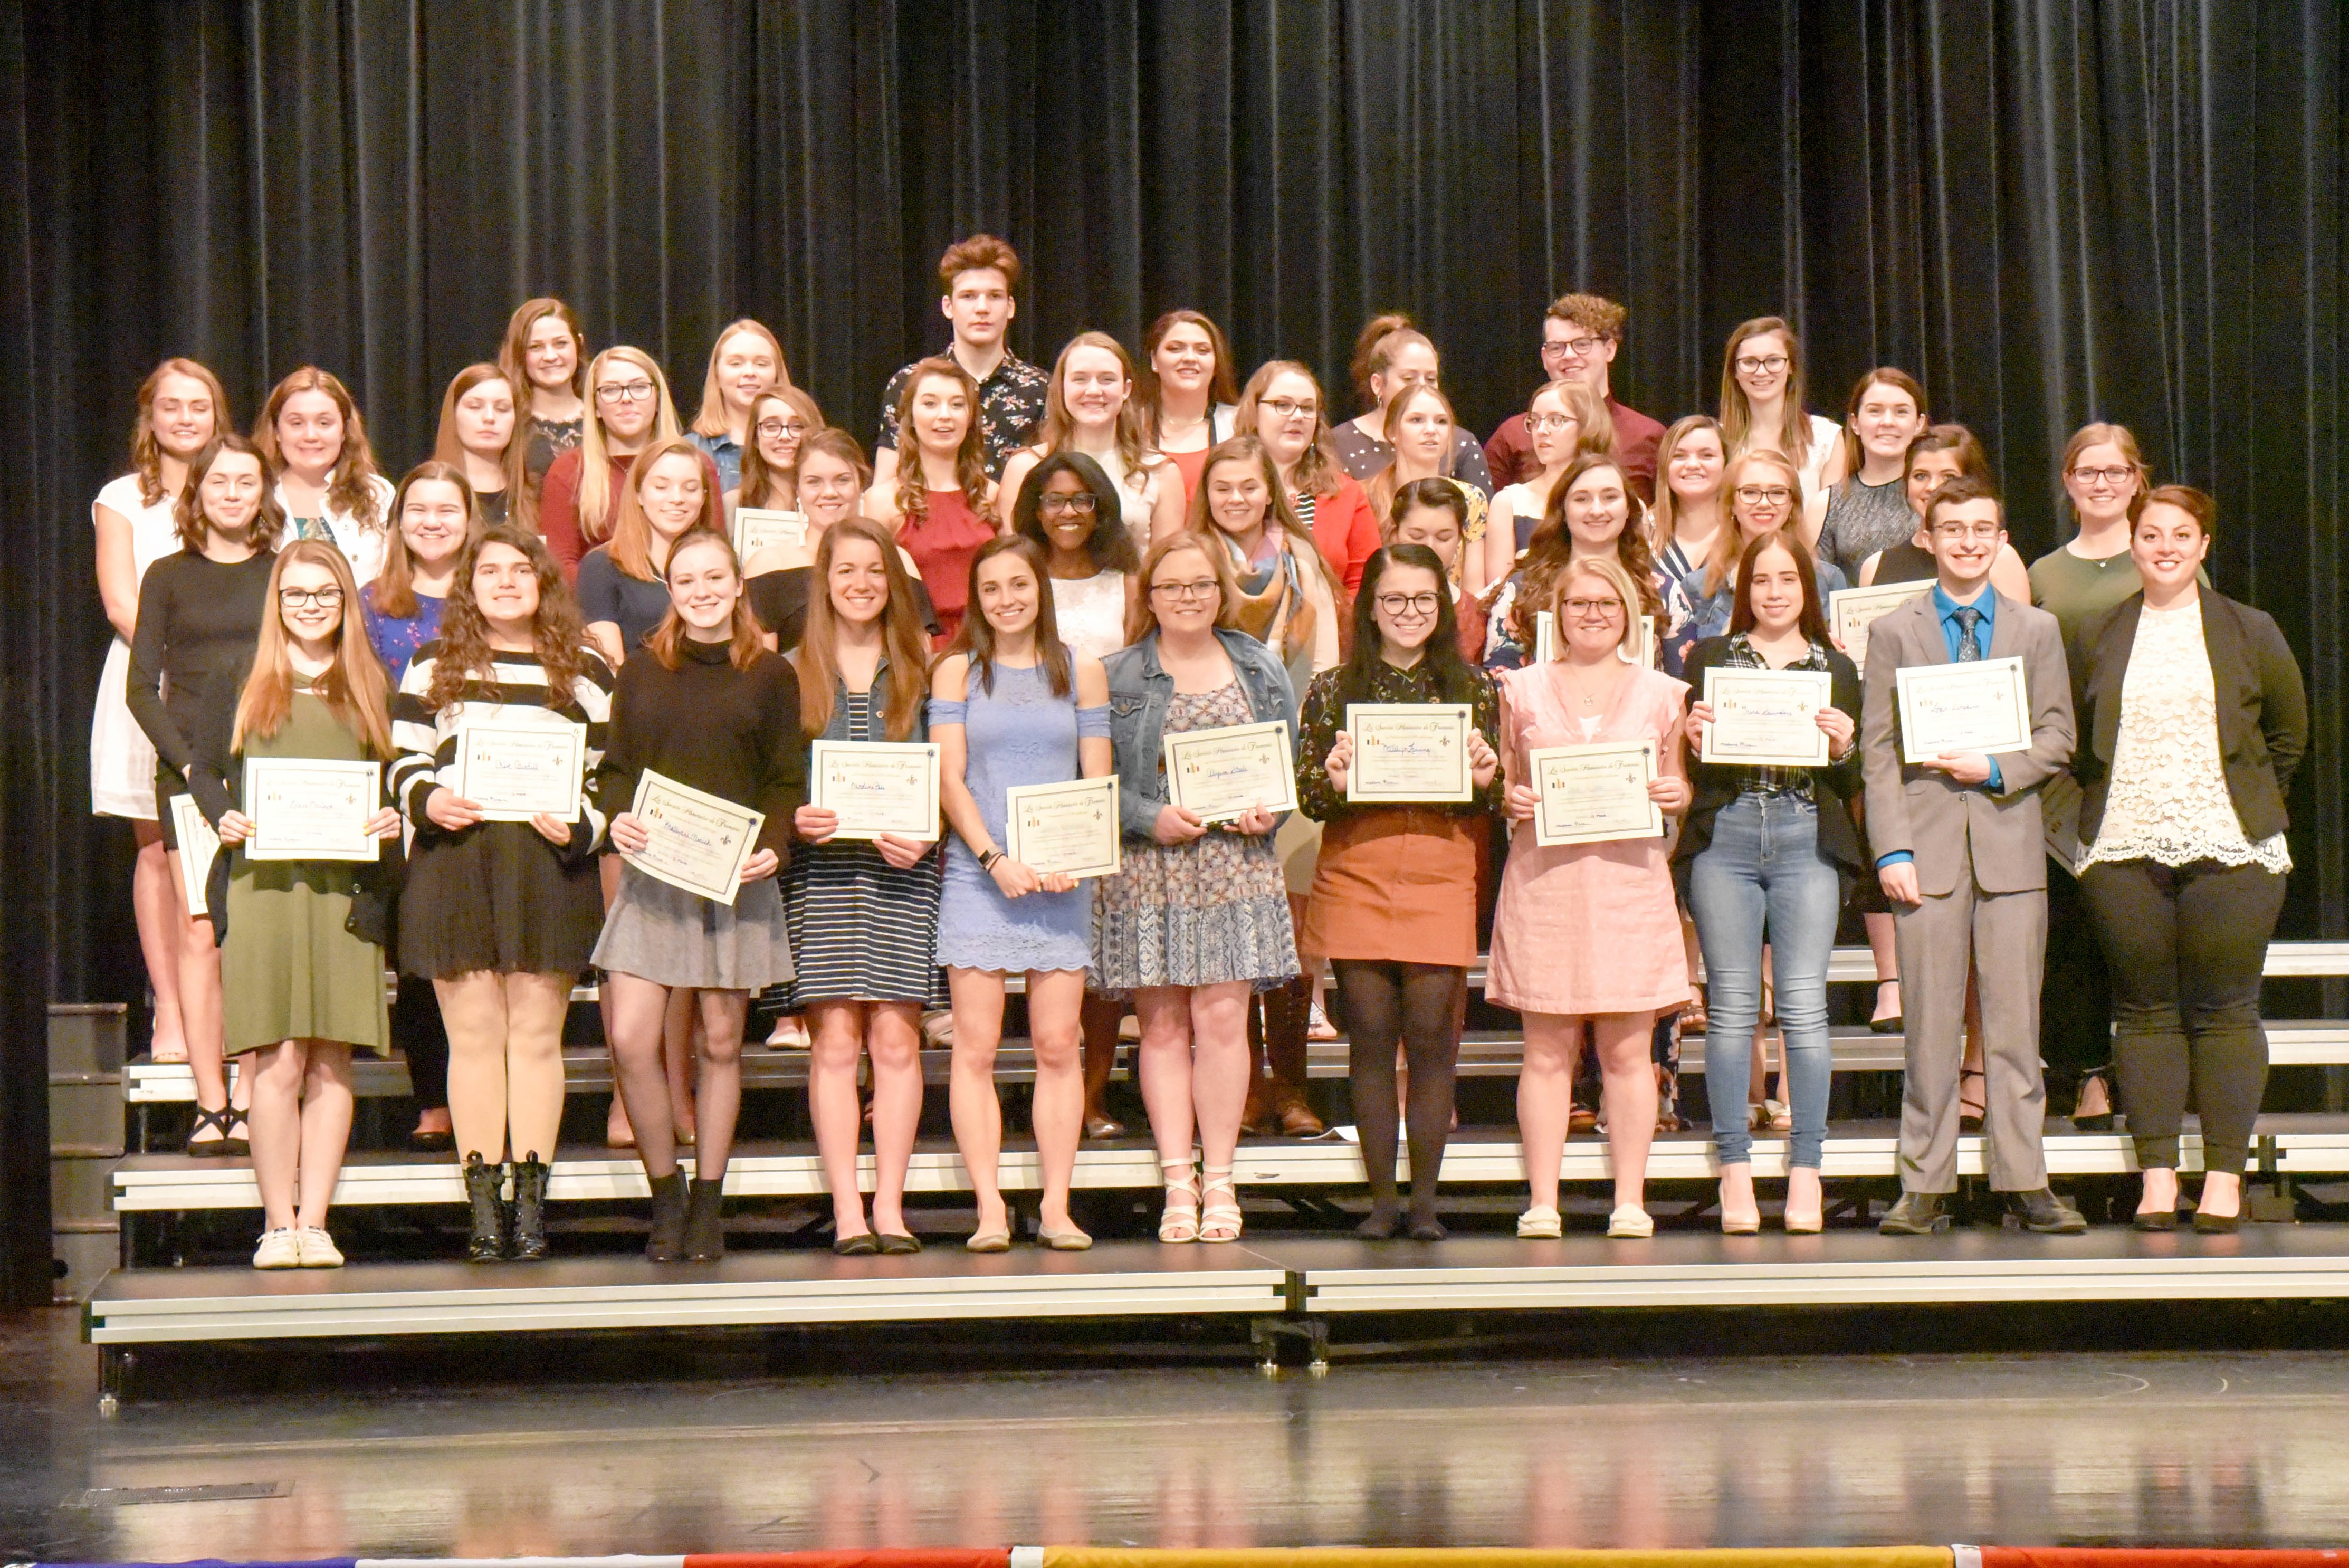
top-left (1896, 657), bottom-right (2032, 763)
top-left (1345, 704), bottom-right (1473, 803)
top-left (168, 795), bottom-right (222, 915)
top-left (1828, 581), bottom-right (1931, 672)
top-left (1004, 776), bottom-right (1121, 879)
top-left (1698, 666), bottom-right (1834, 768)
top-left (810, 740), bottom-right (941, 840)
top-left (1529, 741), bottom-right (1663, 847)
top-left (244, 759), bottom-right (381, 862)
top-left (732, 506), bottom-right (807, 561)
top-left (454, 720), bottom-right (585, 823)
top-left (625, 771), bottom-right (763, 905)
top-left (1163, 720), bottom-right (1297, 823)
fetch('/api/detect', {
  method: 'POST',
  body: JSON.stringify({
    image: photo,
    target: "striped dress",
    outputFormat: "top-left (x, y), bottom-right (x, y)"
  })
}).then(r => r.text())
top-left (389, 643), bottom-right (615, 979)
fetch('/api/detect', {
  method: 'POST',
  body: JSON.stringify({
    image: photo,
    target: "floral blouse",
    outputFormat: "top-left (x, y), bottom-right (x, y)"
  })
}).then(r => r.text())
top-left (1293, 656), bottom-right (1504, 823)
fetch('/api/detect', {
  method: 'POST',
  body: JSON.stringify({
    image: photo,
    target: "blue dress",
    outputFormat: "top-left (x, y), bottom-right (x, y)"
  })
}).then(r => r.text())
top-left (930, 661), bottom-right (1110, 973)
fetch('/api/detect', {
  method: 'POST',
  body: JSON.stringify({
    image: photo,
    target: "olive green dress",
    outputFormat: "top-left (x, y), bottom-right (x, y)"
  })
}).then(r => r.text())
top-left (221, 689), bottom-right (392, 1057)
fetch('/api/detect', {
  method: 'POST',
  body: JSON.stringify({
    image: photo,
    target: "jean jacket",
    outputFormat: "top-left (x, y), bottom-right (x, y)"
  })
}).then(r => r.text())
top-left (1103, 627), bottom-right (1298, 840)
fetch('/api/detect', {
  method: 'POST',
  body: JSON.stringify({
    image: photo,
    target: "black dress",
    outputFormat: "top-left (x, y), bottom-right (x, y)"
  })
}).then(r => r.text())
top-left (125, 549), bottom-right (278, 847)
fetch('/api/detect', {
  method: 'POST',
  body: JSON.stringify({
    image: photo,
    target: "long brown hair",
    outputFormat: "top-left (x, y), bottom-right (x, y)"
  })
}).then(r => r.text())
top-left (432, 363), bottom-right (531, 530)
top-left (1650, 414), bottom-right (1726, 556)
top-left (644, 531), bottom-right (766, 671)
top-left (129, 358), bottom-right (230, 507)
top-left (1027, 331), bottom-right (1156, 492)
top-left (1522, 455), bottom-right (1662, 622)
top-left (372, 463), bottom-right (481, 619)
top-left (426, 525), bottom-right (594, 712)
top-left (578, 347), bottom-right (684, 544)
top-left (1718, 315), bottom-right (1817, 467)
top-left (498, 297), bottom-right (588, 404)
top-left (1726, 528), bottom-right (1835, 647)
top-left (233, 539), bottom-right (394, 759)
top-left (690, 318), bottom-right (792, 438)
top-left (1837, 367), bottom-right (1929, 481)
top-left (737, 387), bottom-right (827, 510)
top-left (1703, 449), bottom-right (1806, 600)
top-left (947, 535), bottom-right (1073, 699)
top-left (890, 357), bottom-right (992, 527)
top-left (607, 437), bottom-right (723, 582)
top-left (1235, 360), bottom-right (1344, 500)
top-left (1135, 310), bottom-right (1239, 444)
top-left (792, 518), bottom-right (930, 741)
top-left (174, 434), bottom-right (284, 554)
top-left (1363, 381), bottom-right (1460, 521)
top-left (254, 367), bottom-right (386, 529)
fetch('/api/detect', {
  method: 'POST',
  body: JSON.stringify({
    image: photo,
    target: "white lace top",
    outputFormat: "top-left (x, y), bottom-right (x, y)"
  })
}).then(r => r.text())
top-left (1049, 569), bottom-right (1130, 662)
top-left (2080, 599), bottom-right (2290, 874)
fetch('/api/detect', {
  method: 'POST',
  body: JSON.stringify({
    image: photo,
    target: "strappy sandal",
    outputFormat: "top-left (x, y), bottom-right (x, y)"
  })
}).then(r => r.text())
top-left (221, 1112), bottom-right (250, 1158)
top-left (1199, 1165), bottom-right (1243, 1243)
top-left (1960, 1067), bottom-right (1988, 1133)
top-left (186, 1105), bottom-right (237, 1157)
top-left (1158, 1158), bottom-right (1201, 1244)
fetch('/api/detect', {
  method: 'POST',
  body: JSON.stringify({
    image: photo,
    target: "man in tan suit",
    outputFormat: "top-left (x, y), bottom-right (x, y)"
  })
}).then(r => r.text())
top-left (1861, 475), bottom-right (2086, 1234)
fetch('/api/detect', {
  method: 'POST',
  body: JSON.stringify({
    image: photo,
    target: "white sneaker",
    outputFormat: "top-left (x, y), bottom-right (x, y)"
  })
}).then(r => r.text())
top-left (1607, 1205), bottom-right (1655, 1239)
top-left (1516, 1204), bottom-right (1562, 1239)
top-left (253, 1228), bottom-right (302, 1269)
top-left (296, 1227), bottom-right (345, 1268)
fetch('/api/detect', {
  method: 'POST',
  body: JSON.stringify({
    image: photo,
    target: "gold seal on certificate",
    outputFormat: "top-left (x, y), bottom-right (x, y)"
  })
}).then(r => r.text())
top-left (1162, 719), bottom-right (1297, 823)
top-left (732, 506), bottom-right (807, 561)
top-left (243, 759), bottom-right (382, 862)
top-left (1527, 741), bottom-right (1662, 847)
top-left (1698, 666), bottom-right (1834, 767)
top-left (1828, 582), bottom-right (1932, 672)
top-left (625, 770), bottom-right (764, 905)
top-left (453, 720), bottom-right (586, 823)
top-left (1004, 776), bottom-right (1122, 879)
top-left (1345, 703), bottom-right (1473, 804)
top-left (810, 740), bottom-right (942, 840)
top-left (168, 794), bottom-right (222, 916)
top-left (1896, 656), bottom-right (2032, 762)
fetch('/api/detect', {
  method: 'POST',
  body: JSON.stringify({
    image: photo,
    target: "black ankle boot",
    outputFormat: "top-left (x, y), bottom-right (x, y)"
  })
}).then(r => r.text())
top-left (510, 1153), bottom-right (551, 1261)
top-left (683, 1178), bottom-right (726, 1261)
top-left (463, 1153), bottom-right (509, 1263)
top-left (645, 1171), bottom-right (689, 1263)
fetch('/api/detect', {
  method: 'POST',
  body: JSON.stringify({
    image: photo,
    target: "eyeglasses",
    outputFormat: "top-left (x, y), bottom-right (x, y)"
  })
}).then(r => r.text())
top-left (755, 417), bottom-right (808, 439)
top-left (1734, 355), bottom-right (1791, 375)
top-left (1541, 335), bottom-right (1606, 360)
top-left (1374, 591), bottom-right (1442, 616)
top-left (1735, 485), bottom-right (1794, 505)
top-left (1526, 414), bottom-right (1580, 433)
top-left (1931, 522), bottom-right (2004, 542)
top-left (596, 381), bottom-right (657, 404)
top-left (1261, 397), bottom-right (1319, 421)
top-left (2070, 465), bottom-right (2136, 486)
top-left (1150, 580), bottom-right (1219, 601)
top-left (279, 588), bottom-right (345, 609)
top-left (1563, 597), bottom-right (1625, 620)
top-left (1039, 493), bottom-right (1099, 514)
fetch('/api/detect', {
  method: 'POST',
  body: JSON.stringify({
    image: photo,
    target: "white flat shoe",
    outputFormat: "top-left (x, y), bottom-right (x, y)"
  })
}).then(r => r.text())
top-left (253, 1228), bottom-right (301, 1269)
top-left (1516, 1204), bottom-right (1562, 1239)
top-left (296, 1226), bottom-right (345, 1268)
top-left (1607, 1205), bottom-right (1654, 1239)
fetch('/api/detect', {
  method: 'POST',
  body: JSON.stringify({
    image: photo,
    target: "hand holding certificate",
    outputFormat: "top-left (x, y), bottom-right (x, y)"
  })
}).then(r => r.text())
top-left (1524, 742), bottom-right (1664, 846)
top-left (453, 721), bottom-right (586, 823)
top-left (1697, 667), bottom-right (1835, 767)
top-left (1004, 776), bottom-right (1121, 880)
top-left (809, 740), bottom-right (942, 841)
top-left (622, 771), bottom-right (765, 905)
top-left (1896, 657), bottom-right (2032, 763)
top-left (1163, 720), bottom-right (1296, 824)
top-left (243, 759), bottom-right (383, 862)
top-left (1344, 704), bottom-right (1473, 803)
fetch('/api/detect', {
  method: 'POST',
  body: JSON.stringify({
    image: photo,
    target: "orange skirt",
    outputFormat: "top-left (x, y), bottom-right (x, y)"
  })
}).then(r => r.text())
top-left (1299, 808), bottom-right (1481, 968)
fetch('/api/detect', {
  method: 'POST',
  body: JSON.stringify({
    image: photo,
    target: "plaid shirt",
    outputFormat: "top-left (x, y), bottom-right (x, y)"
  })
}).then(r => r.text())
top-left (1719, 632), bottom-right (1836, 798)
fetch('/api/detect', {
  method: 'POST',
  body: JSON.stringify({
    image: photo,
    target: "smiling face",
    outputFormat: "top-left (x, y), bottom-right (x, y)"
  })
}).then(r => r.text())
top-left (1541, 314), bottom-right (1618, 393)
top-left (1562, 465), bottom-right (1630, 552)
top-left (276, 556), bottom-right (346, 646)
top-left (1147, 543), bottom-right (1223, 636)
top-left (2064, 441), bottom-right (2141, 528)
top-left (1905, 447), bottom-right (1966, 520)
top-left (1201, 456), bottom-right (1271, 541)
top-left (1733, 331), bottom-right (1793, 404)
top-left (665, 535), bottom-right (741, 635)
top-left (1557, 569), bottom-right (1629, 659)
top-left (2131, 501), bottom-right (2209, 595)
top-left (596, 358), bottom-right (658, 443)
top-left (1370, 561), bottom-right (1444, 657)
top-left (1524, 384), bottom-right (1581, 470)
top-left (1851, 380), bottom-right (1924, 463)
top-left (826, 533), bottom-right (891, 625)
top-left (1390, 395), bottom-right (1452, 470)
top-left (1060, 345), bottom-right (1129, 431)
top-left (1924, 496), bottom-right (2006, 591)
top-left (638, 451), bottom-right (708, 541)
top-left (1035, 467), bottom-right (1100, 556)
top-left (1667, 427), bottom-right (1727, 505)
top-left (751, 396), bottom-right (807, 471)
top-left (471, 541), bottom-right (542, 629)
top-left (715, 330), bottom-right (779, 418)
top-left (1730, 457), bottom-right (1798, 539)
top-left (400, 479), bottom-right (471, 569)
top-left (1151, 321), bottom-right (1217, 399)
top-left (1392, 503), bottom-right (1462, 575)
top-left (454, 376), bottom-right (517, 459)
top-left (943, 267), bottom-right (1012, 350)
top-left (274, 389), bottom-right (346, 476)
top-left (1368, 338), bottom-right (1439, 409)
top-left (797, 448), bottom-right (863, 529)
top-left (525, 315), bottom-right (580, 393)
top-left (151, 371), bottom-right (219, 461)
top-left (1252, 370), bottom-right (1321, 469)
top-left (1742, 539), bottom-right (1806, 636)
top-left (911, 372), bottom-right (972, 457)
top-left (974, 550), bottom-right (1042, 639)
top-left (199, 451), bottom-right (268, 538)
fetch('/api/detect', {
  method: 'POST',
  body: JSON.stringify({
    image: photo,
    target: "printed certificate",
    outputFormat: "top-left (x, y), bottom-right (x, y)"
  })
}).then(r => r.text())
top-left (1344, 703), bottom-right (1474, 804)
top-left (810, 740), bottom-right (942, 840)
top-left (1698, 666), bottom-right (1835, 767)
top-left (625, 770), bottom-right (763, 905)
top-left (168, 794), bottom-right (221, 917)
top-left (1828, 581), bottom-right (1932, 671)
top-left (732, 506), bottom-right (807, 561)
top-left (1004, 776), bottom-right (1121, 879)
top-left (1527, 741), bottom-right (1663, 847)
top-left (1896, 657), bottom-right (2033, 762)
top-left (243, 759), bottom-right (381, 862)
top-left (1163, 720), bottom-right (1297, 823)
top-left (453, 720), bottom-right (585, 823)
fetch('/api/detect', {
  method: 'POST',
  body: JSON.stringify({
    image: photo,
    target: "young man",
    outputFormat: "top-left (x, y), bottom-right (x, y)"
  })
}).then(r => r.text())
top-left (872, 234), bottom-right (1049, 484)
top-left (1482, 293), bottom-right (1666, 501)
top-left (1861, 474), bottom-right (2086, 1235)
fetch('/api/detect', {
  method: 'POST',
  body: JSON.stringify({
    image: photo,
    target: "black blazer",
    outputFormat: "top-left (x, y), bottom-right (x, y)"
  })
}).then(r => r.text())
top-left (1672, 635), bottom-right (1866, 888)
top-left (2069, 589), bottom-right (2307, 845)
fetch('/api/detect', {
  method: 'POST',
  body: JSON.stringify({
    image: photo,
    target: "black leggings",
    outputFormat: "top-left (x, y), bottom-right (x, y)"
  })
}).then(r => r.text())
top-left (394, 972), bottom-right (451, 1113)
top-left (2079, 857), bottom-right (2286, 1175)
top-left (1334, 960), bottom-right (1463, 1220)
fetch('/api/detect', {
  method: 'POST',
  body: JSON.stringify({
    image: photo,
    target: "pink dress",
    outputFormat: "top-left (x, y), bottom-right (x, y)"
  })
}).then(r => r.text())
top-left (1487, 662), bottom-right (1692, 1016)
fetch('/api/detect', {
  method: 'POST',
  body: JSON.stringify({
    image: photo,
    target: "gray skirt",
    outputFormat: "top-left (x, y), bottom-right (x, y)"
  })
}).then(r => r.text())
top-left (591, 864), bottom-right (795, 991)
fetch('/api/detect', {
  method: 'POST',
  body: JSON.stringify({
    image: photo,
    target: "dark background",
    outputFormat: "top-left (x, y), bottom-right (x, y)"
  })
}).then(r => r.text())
top-left (1, 2), bottom-right (2341, 1302)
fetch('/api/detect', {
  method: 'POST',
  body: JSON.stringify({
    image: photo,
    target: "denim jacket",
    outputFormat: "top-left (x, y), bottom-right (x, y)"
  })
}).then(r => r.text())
top-left (1103, 627), bottom-right (1298, 839)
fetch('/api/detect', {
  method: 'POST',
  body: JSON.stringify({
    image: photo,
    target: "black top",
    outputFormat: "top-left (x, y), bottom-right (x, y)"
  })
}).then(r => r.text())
top-left (593, 637), bottom-right (807, 861)
top-left (125, 549), bottom-right (279, 822)
top-left (577, 546), bottom-right (676, 656)
top-left (1871, 539), bottom-right (1936, 585)
top-left (1671, 634), bottom-right (1866, 888)
top-left (1292, 658), bottom-right (1502, 824)
top-left (748, 565), bottom-right (942, 653)
top-left (476, 487), bottom-right (510, 528)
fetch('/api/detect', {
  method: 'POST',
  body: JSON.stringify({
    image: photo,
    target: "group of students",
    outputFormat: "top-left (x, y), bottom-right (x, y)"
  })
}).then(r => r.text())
top-left (91, 232), bottom-right (2309, 1270)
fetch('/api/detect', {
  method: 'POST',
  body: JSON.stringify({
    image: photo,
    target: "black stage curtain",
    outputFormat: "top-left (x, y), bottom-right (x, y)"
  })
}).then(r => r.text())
top-left (1, 3), bottom-right (2341, 1298)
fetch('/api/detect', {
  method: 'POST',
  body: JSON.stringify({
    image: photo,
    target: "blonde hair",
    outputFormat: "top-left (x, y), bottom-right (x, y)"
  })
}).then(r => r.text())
top-left (690, 319), bottom-right (792, 439)
top-left (1029, 331), bottom-right (1153, 490)
top-left (233, 539), bottom-right (394, 759)
top-left (128, 358), bottom-right (230, 508)
top-left (1704, 448), bottom-right (1807, 601)
top-left (1363, 381), bottom-right (1459, 521)
top-left (578, 347), bottom-right (683, 543)
top-left (2061, 422), bottom-right (2153, 526)
top-left (1650, 414), bottom-right (1726, 555)
top-left (1126, 531), bottom-right (1243, 646)
top-left (1235, 360), bottom-right (1343, 500)
top-left (1551, 554), bottom-right (1646, 658)
top-left (606, 437), bottom-right (723, 582)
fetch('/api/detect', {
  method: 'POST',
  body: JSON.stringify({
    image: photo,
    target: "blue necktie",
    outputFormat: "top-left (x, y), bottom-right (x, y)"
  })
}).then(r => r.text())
top-left (1953, 606), bottom-right (1983, 662)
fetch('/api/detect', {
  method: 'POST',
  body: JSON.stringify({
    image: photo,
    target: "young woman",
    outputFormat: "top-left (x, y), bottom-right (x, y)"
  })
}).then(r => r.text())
top-left (1492, 556), bottom-right (1692, 1239)
top-left (1481, 379), bottom-right (1613, 596)
top-left (1650, 416), bottom-right (1731, 597)
top-left (1096, 534), bottom-right (1298, 1242)
top-left (997, 333), bottom-right (1185, 553)
top-left (391, 527), bottom-right (612, 1263)
top-left (255, 367), bottom-right (393, 586)
top-left (216, 541), bottom-right (403, 1268)
top-left (1329, 317), bottom-right (1495, 492)
top-left (864, 357), bottom-right (997, 648)
top-left (538, 347), bottom-right (692, 578)
top-left (1815, 369), bottom-right (1928, 582)
top-left (1859, 425), bottom-right (2022, 594)
top-left (1493, 454), bottom-right (1688, 673)
top-left (786, 520), bottom-right (942, 1254)
top-left (1389, 479), bottom-right (1486, 661)
top-left (1009, 450), bottom-right (1140, 662)
top-left (687, 318), bottom-right (790, 493)
top-left (1295, 544), bottom-right (1502, 1239)
top-left (1362, 383), bottom-right (1488, 590)
top-left (2073, 487), bottom-right (2306, 1231)
top-left (432, 364), bottom-right (525, 529)
top-left (1238, 362), bottom-right (1383, 594)
top-left (747, 429), bottom-right (872, 651)
top-left (91, 359), bottom-right (227, 1069)
top-left (498, 297), bottom-right (589, 487)
top-left (126, 434), bottom-right (281, 1154)
top-left (1135, 310), bottom-right (1242, 500)
top-left (1682, 451), bottom-right (1847, 644)
top-left (1676, 530), bottom-right (1863, 1234)
top-left (578, 437), bottom-right (726, 668)
top-left (931, 537), bottom-right (1112, 1251)
top-left (594, 532), bottom-right (803, 1262)
top-left (1717, 317), bottom-right (1844, 541)
top-left (727, 386), bottom-right (826, 517)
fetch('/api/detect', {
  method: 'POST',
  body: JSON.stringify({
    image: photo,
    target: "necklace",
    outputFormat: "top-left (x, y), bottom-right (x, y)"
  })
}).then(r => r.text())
top-left (1563, 662), bottom-right (1619, 712)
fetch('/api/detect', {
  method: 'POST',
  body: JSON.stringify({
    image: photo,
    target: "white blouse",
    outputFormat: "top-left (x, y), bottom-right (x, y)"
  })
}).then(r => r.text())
top-left (275, 472), bottom-right (395, 587)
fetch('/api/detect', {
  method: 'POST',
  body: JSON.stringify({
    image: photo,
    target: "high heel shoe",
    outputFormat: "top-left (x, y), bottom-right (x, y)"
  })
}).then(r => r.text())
top-left (1718, 1170), bottom-right (1760, 1235)
top-left (1783, 1168), bottom-right (1825, 1234)
top-left (1199, 1166), bottom-right (1242, 1243)
top-left (644, 1171), bottom-right (689, 1263)
top-left (1158, 1158), bottom-right (1201, 1244)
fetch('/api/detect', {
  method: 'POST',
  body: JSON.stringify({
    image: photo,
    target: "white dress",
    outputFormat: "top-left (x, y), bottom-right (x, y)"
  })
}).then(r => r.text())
top-left (88, 475), bottom-right (184, 818)
top-left (1093, 447), bottom-right (1174, 560)
top-left (275, 472), bottom-right (394, 587)
top-left (1790, 413), bottom-right (1843, 502)
top-left (1049, 569), bottom-right (1130, 661)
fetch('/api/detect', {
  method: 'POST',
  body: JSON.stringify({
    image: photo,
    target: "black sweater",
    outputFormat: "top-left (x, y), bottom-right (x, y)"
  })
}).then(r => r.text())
top-left (1671, 634), bottom-right (1866, 886)
top-left (125, 549), bottom-right (278, 823)
top-left (593, 637), bottom-right (807, 861)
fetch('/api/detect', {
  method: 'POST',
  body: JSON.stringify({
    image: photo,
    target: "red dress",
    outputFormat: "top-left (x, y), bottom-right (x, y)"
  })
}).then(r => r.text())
top-left (901, 489), bottom-right (996, 647)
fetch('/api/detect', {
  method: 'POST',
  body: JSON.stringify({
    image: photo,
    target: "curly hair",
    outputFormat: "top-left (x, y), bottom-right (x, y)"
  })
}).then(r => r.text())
top-left (426, 524), bottom-right (594, 713)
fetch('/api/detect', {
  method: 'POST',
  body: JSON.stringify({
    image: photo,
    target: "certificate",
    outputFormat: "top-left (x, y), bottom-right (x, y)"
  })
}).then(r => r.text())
top-left (1527, 741), bottom-right (1663, 847)
top-left (1004, 776), bottom-right (1121, 879)
top-left (243, 759), bottom-right (381, 862)
top-left (1698, 666), bottom-right (1834, 767)
top-left (1896, 657), bottom-right (2033, 762)
top-left (809, 740), bottom-right (941, 840)
top-left (625, 771), bottom-right (763, 906)
top-left (1828, 581), bottom-right (1932, 671)
top-left (1163, 720), bottom-right (1297, 823)
top-left (732, 506), bottom-right (807, 561)
top-left (1345, 703), bottom-right (1473, 804)
top-left (453, 721), bottom-right (585, 823)
top-left (168, 795), bottom-right (221, 916)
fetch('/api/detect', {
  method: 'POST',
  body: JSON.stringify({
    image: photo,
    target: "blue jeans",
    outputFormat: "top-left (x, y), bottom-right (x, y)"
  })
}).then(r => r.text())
top-left (1688, 793), bottom-right (1842, 1169)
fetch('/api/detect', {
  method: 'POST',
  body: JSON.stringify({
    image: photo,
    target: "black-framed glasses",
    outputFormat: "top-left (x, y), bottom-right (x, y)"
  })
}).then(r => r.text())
top-left (279, 588), bottom-right (345, 608)
top-left (1735, 485), bottom-right (1794, 505)
top-left (2070, 465), bottom-right (2135, 485)
top-left (1261, 397), bottom-right (1319, 420)
top-left (755, 417), bottom-right (808, 439)
top-left (1734, 355), bottom-right (1790, 375)
top-left (1040, 493), bottom-right (1100, 514)
top-left (1541, 335), bottom-right (1605, 360)
top-left (596, 381), bottom-right (657, 404)
top-left (1149, 579), bottom-right (1219, 601)
top-left (1374, 591), bottom-right (1442, 616)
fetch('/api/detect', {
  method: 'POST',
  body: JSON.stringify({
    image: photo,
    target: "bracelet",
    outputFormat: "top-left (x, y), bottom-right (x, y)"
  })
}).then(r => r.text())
top-left (979, 848), bottom-right (1003, 871)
